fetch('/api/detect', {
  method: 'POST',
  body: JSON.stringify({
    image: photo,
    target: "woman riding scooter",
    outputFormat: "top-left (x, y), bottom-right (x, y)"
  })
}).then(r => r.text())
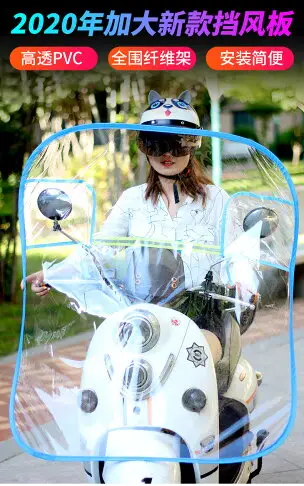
top-left (22, 89), bottom-right (258, 363)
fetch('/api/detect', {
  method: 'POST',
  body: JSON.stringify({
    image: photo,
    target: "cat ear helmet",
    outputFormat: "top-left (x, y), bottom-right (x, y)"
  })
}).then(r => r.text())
top-left (137, 90), bottom-right (202, 203)
top-left (140, 89), bottom-right (201, 128)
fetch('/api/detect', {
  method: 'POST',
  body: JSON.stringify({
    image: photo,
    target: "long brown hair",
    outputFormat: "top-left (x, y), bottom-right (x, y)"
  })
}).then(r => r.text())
top-left (145, 154), bottom-right (213, 206)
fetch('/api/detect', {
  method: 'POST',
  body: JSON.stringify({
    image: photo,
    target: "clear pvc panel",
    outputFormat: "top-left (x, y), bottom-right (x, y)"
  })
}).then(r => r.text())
top-left (11, 125), bottom-right (298, 465)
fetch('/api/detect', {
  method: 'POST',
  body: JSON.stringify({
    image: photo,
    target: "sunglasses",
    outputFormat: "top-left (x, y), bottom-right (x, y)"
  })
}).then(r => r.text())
top-left (137, 132), bottom-right (199, 157)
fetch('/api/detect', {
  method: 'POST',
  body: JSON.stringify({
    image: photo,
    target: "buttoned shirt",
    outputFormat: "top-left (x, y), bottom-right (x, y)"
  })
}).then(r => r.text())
top-left (94, 183), bottom-right (231, 288)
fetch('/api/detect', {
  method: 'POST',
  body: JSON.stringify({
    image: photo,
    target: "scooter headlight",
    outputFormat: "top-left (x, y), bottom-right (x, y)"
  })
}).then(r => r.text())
top-left (80, 389), bottom-right (98, 413)
top-left (118, 309), bottom-right (160, 353)
top-left (122, 359), bottom-right (153, 396)
top-left (182, 388), bottom-right (207, 413)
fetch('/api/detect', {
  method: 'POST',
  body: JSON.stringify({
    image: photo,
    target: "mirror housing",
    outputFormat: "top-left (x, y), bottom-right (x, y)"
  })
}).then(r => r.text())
top-left (243, 207), bottom-right (279, 238)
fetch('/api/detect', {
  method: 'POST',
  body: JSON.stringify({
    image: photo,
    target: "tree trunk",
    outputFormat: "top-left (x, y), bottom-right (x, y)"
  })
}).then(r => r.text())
top-left (292, 141), bottom-right (302, 166)
top-left (10, 187), bottom-right (18, 303)
top-left (260, 117), bottom-right (270, 147)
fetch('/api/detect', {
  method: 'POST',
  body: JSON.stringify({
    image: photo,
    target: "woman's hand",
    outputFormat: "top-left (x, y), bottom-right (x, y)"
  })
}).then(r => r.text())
top-left (20, 270), bottom-right (51, 297)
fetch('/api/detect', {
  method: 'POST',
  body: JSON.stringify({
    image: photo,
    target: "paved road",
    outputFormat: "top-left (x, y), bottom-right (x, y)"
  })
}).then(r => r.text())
top-left (0, 298), bottom-right (303, 483)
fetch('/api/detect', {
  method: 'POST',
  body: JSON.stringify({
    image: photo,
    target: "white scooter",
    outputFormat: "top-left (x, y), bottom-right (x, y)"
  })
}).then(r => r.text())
top-left (35, 190), bottom-right (274, 484)
top-left (79, 272), bottom-right (266, 484)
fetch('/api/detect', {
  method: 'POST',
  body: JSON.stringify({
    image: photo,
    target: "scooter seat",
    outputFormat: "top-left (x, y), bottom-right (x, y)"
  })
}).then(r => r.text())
top-left (215, 312), bottom-right (241, 395)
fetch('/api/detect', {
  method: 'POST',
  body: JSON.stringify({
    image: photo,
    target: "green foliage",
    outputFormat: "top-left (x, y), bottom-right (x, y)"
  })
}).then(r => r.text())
top-left (0, 303), bottom-right (22, 356)
top-left (0, 180), bottom-right (19, 301)
top-left (221, 160), bottom-right (303, 194)
top-left (232, 125), bottom-right (260, 143)
top-left (0, 179), bottom-right (17, 216)
top-left (283, 161), bottom-right (304, 174)
top-left (0, 114), bottom-right (31, 180)
top-left (0, 247), bottom-right (96, 356)
top-left (222, 178), bottom-right (267, 194)
top-left (23, 299), bottom-right (96, 350)
top-left (291, 174), bottom-right (304, 184)
top-left (270, 127), bottom-right (304, 160)
top-left (245, 102), bottom-right (282, 118)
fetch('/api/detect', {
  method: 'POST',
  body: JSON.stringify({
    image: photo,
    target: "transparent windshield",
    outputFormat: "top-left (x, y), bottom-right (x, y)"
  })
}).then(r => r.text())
top-left (11, 125), bottom-right (298, 466)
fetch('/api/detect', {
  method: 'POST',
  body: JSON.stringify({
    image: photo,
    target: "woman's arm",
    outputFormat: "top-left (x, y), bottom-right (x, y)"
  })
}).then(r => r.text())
top-left (22, 189), bottom-right (131, 297)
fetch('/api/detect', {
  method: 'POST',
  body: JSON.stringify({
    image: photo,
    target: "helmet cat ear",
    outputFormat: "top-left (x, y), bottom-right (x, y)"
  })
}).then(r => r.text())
top-left (148, 90), bottom-right (162, 105)
top-left (177, 90), bottom-right (192, 104)
top-left (140, 89), bottom-right (200, 128)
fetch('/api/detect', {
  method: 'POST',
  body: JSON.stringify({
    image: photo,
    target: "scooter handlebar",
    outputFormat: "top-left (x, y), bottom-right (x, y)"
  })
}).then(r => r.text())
top-left (202, 291), bottom-right (256, 310)
top-left (186, 287), bottom-right (256, 310)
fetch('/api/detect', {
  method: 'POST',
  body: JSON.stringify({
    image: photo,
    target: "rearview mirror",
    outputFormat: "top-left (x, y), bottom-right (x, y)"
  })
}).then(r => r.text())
top-left (243, 207), bottom-right (279, 238)
top-left (37, 189), bottom-right (72, 221)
